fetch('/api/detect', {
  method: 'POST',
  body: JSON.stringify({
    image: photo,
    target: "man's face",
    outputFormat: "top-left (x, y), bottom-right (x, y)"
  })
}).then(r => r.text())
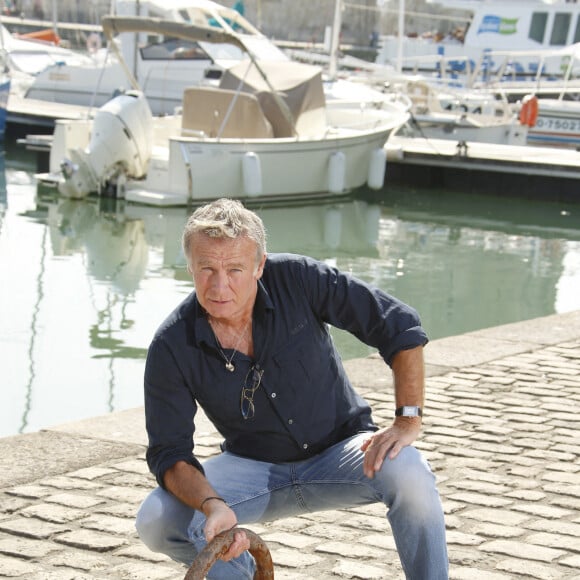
top-left (188, 233), bottom-right (266, 321)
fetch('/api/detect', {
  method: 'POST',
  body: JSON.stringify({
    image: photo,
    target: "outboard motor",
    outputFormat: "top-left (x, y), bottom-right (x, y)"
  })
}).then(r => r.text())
top-left (59, 90), bottom-right (153, 199)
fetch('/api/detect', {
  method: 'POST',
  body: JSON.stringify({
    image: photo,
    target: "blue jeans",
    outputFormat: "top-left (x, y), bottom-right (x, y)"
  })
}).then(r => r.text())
top-left (136, 433), bottom-right (448, 579)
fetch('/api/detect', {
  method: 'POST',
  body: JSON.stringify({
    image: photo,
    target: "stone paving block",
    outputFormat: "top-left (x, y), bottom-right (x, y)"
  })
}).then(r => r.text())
top-left (495, 557), bottom-right (566, 580)
top-left (358, 532), bottom-right (398, 551)
top-left (0, 517), bottom-right (70, 539)
top-left (5, 485), bottom-right (54, 499)
top-left (504, 489), bottom-right (546, 501)
top-left (45, 550), bottom-right (109, 571)
top-left (20, 503), bottom-right (88, 523)
top-left (0, 555), bottom-right (39, 577)
top-left (509, 502), bottom-right (573, 519)
top-left (301, 523), bottom-right (362, 542)
top-left (446, 531), bottom-right (486, 547)
top-left (332, 559), bottom-right (388, 579)
top-left (542, 471), bottom-right (580, 484)
top-left (338, 513), bottom-right (386, 533)
top-left (45, 493), bottom-right (107, 509)
top-left (95, 502), bottom-right (139, 519)
top-left (525, 519), bottom-right (580, 536)
top-left (105, 473), bottom-right (154, 488)
top-left (271, 547), bottom-right (324, 568)
top-left (67, 466), bottom-right (119, 480)
top-left (28, 571), bottom-right (96, 580)
top-left (461, 508), bottom-right (530, 526)
top-left (96, 486), bottom-right (148, 504)
top-left (40, 475), bottom-right (103, 490)
top-left (314, 540), bottom-right (385, 559)
top-left (551, 496), bottom-right (580, 511)
top-left (261, 531), bottom-right (318, 549)
top-left (80, 514), bottom-right (138, 536)
top-left (527, 532), bottom-right (580, 553)
top-left (116, 543), bottom-right (178, 563)
top-left (0, 535), bottom-right (60, 559)
top-left (109, 459), bottom-right (150, 474)
top-left (447, 492), bottom-right (512, 508)
top-left (543, 483), bottom-right (580, 497)
top-left (445, 480), bottom-right (511, 495)
top-left (0, 495), bottom-right (30, 515)
top-left (449, 568), bottom-right (511, 580)
top-left (54, 529), bottom-right (129, 552)
top-left (560, 554), bottom-right (580, 569)
top-left (467, 522), bottom-right (525, 539)
top-left (110, 562), bottom-right (178, 579)
top-left (479, 539), bottom-right (565, 562)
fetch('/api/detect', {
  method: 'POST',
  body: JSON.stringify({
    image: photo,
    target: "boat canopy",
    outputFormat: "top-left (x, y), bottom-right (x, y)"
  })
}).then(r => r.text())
top-left (101, 15), bottom-right (247, 52)
top-left (219, 60), bottom-right (326, 137)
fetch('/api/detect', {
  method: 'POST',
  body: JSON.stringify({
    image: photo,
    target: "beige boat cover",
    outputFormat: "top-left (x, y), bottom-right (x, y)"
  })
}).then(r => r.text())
top-left (219, 60), bottom-right (326, 137)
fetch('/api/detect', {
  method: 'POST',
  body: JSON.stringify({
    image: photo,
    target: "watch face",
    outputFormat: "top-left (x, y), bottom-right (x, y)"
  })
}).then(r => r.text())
top-left (402, 406), bottom-right (420, 416)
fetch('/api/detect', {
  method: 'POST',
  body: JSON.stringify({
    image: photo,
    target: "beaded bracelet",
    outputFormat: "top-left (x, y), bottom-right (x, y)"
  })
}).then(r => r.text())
top-left (200, 496), bottom-right (227, 510)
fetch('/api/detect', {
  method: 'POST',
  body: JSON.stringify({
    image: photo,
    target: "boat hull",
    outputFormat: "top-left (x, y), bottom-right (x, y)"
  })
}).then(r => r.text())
top-left (126, 125), bottom-right (397, 206)
top-left (527, 99), bottom-right (580, 148)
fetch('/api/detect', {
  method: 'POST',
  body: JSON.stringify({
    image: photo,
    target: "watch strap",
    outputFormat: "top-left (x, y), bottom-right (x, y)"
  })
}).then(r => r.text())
top-left (395, 405), bottom-right (423, 417)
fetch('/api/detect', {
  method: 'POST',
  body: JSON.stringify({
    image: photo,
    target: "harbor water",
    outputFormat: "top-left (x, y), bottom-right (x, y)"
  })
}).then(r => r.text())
top-left (1, 140), bottom-right (579, 438)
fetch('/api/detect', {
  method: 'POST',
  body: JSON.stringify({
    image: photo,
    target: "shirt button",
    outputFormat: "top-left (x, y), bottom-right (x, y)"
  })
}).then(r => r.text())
top-left (271, 393), bottom-right (276, 398)
top-left (303, 443), bottom-right (308, 450)
top-left (288, 419), bottom-right (293, 425)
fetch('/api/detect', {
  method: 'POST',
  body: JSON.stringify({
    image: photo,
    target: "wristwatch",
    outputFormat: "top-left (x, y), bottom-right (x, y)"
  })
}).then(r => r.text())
top-left (395, 405), bottom-right (423, 417)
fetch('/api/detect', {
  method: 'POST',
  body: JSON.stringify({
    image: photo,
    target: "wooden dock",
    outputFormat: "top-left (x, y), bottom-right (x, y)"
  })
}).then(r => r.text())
top-left (385, 136), bottom-right (580, 202)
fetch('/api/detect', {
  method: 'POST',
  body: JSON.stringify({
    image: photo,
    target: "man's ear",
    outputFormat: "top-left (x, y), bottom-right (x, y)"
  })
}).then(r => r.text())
top-left (255, 253), bottom-right (267, 279)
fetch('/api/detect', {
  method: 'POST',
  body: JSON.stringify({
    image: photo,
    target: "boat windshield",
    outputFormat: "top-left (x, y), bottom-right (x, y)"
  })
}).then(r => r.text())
top-left (197, 36), bottom-right (288, 63)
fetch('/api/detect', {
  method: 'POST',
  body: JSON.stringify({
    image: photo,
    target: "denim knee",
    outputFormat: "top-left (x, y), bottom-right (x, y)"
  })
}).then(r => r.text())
top-left (375, 446), bottom-right (440, 516)
top-left (135, 488), bottom-right (194, 556)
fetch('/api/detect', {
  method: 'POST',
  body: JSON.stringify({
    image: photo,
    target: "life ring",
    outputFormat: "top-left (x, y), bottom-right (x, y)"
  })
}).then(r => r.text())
top-left (519, 94), bottom-right (539, 127)
top-left (86, 32), bottom-right (102, 54)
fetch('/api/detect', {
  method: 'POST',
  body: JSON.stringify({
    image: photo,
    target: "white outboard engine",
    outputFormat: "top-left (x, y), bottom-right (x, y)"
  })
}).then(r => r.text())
top-left (59, 90), bottom-right (153, 199)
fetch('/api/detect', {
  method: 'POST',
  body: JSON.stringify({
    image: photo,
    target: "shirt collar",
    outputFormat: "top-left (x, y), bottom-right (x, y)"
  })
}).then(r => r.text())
top-left (191, 280), bottom-right (274, 350)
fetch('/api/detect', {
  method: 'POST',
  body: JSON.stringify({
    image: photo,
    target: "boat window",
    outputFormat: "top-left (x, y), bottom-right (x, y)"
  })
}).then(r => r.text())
top-left (529, 12), bottom-right (548, 43)
top-left (140, 38), bottom-right (210, 61)
top-left (574, 16), bottom-right (580, 43)
top-left (550, 12), bottom-right (571, 45)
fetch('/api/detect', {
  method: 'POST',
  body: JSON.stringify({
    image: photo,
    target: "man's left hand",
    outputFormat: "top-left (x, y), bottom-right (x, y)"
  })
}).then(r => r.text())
top-left (360, 418), bottom-right (421, 478)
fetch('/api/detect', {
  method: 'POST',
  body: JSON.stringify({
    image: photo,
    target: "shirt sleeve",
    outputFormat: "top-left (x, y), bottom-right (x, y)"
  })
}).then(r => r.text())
top-left (144, 335), bottom-right (204, 488)
top-left (295, 255), bottom-right (428, 366)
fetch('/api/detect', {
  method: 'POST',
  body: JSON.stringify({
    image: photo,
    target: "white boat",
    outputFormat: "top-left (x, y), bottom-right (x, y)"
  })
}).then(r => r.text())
top-left (392, 79), bottom-right (528, 146)
top-left (377, 0), bottom-right (580, 80)
top-left (23, 0), bottom-right (292, 116)
top-left (36, 16), bottom-right (408, 206)
top-left (520, 95), bottom-right (580, 149)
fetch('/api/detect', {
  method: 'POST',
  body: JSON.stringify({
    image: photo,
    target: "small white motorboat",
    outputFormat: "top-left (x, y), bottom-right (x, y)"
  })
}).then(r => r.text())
top-left (37, 16), bottom-right (409, 206)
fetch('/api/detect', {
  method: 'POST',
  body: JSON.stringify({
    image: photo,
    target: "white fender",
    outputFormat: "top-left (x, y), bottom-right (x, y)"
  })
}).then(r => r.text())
top-left (242, 152), bottom-right (262, 196)
top-left (367, 148), bottom-right (386, 190)
top-left (328, 151), bottom-right (345, 194)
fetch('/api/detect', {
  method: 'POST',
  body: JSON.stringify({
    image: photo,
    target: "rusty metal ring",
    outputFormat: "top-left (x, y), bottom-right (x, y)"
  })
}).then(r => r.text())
top-left (184, 527), bottom-right (274, 579)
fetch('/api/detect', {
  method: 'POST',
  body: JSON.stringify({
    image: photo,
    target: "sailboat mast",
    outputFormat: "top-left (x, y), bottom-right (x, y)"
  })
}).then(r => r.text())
top-left (328, 0), bottom-right (342, 81)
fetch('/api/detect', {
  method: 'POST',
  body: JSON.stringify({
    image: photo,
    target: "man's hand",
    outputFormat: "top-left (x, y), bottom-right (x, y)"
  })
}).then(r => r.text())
top-left (360, 417), bottom-right (422, 478)
top-left (203, 500), bottom-right (250, 561)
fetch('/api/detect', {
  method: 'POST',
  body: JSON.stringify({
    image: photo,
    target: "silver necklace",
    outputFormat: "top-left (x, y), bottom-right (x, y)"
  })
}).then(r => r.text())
top-left (209, 318), bottom-right (249, 372)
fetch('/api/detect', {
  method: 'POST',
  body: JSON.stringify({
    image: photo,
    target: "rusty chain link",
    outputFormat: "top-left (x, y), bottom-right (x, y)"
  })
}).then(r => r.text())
top-left (184, 527), bottom-right (274, 579)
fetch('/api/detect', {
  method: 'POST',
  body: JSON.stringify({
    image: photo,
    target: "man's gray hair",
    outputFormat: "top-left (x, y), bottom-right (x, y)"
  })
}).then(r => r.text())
top-left (182, 198), bottom-right (267, 264)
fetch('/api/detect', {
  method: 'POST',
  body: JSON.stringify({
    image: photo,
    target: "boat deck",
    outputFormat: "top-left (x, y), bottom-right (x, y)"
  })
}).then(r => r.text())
top-left (7, 94), bottom-right (94, 129)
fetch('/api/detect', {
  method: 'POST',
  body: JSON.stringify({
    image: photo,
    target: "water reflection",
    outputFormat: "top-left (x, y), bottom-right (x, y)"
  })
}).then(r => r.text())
top-left (1, 154), bottom-right (579, 437)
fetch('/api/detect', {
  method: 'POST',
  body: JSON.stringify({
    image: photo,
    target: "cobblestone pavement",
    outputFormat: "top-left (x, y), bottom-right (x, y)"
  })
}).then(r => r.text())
top-left (0, 313), bottom-right (579, 579)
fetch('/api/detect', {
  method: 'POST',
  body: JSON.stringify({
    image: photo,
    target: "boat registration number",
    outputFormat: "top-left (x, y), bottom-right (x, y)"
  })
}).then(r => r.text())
top-left (534, 117), bottom-right (580, 134)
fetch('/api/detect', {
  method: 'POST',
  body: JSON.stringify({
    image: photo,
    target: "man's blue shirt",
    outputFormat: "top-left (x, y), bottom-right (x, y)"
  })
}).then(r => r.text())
top-left (144, 253), bottom-right (428, 487)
